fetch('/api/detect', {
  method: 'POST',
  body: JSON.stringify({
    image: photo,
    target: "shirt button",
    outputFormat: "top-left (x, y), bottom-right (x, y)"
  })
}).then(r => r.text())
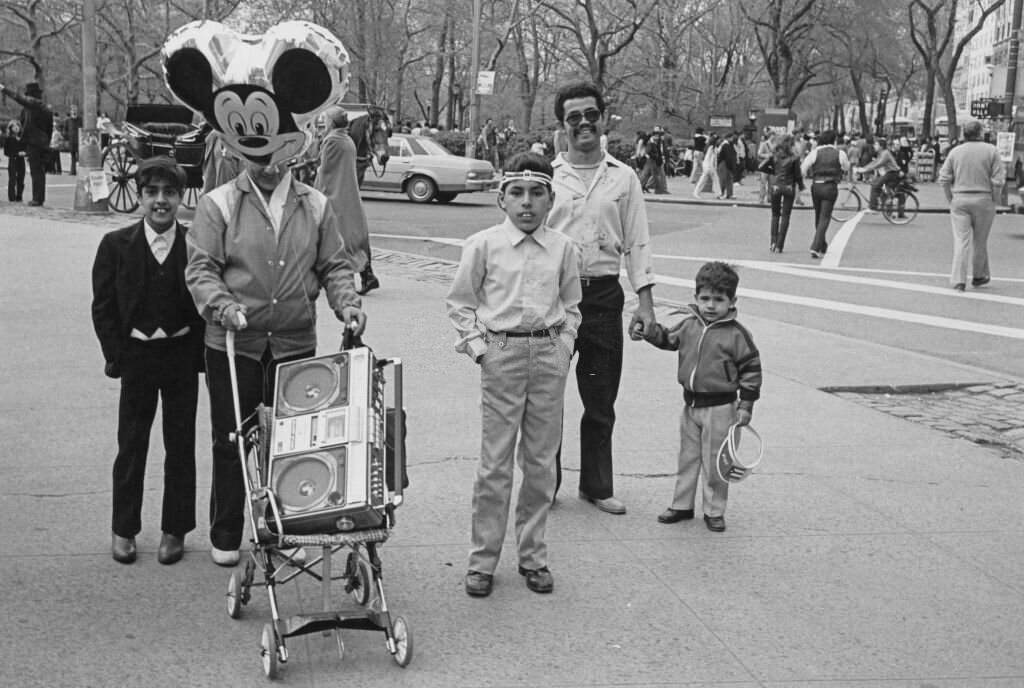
top-left (272, 299), bottom-right (278, 304)
top-left (267, 332), bottom-right (272, 337)
top-left (279, 260), bottom-right (285, 266)
top-left (267, 260), bottom-right (273, 266)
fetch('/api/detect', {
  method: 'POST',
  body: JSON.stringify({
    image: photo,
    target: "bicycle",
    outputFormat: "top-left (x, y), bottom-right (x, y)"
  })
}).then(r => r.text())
top-left (831, 177), bottom-right (919, 225)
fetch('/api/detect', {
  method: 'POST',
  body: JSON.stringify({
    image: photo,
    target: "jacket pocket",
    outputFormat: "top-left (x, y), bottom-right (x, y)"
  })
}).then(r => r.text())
top-left (723, 360), bottom-right (737, 382)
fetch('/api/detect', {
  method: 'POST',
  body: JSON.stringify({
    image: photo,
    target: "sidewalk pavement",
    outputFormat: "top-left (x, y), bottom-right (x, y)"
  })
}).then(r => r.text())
top-left (3, 209), bottom-right (1024, 687)
top-left (644, 170), bottom-right (1015, 214)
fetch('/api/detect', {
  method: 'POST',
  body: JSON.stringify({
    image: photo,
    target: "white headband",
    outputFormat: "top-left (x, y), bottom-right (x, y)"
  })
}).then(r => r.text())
top-left (499, 169), bottom-right (553, 191)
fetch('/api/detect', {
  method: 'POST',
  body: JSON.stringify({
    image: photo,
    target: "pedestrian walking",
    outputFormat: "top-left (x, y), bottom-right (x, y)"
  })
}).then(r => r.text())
top-left (767, 133), bottom-right (803, 253)
top-left (3, 119), bottom-right (26, 201)
top-left (446, 152), bottom-right (581, 598)
top-left (690, 127), bottom-right (707, 184)
top-left (633, 261), bottom-right (762, 533)
top-left (937, 120), bottom-right (1005, 292)
top-left (717, 133), bottom-right (739, 199)
top-left (0, 81), bottom-right (53, 206)
top-left (693, 133), bottom-right (721, 199)
top-left (547, 82), bottom-right (657, 515)
top-left (801, 129), bottom-right (850, 259)
top-left (315, 106), bottom-right (378, 294)
top-left (90, 157), bottom-right (205, 566)
top-left (64, 104), bottom-right (81, 175)
top-left (756, 132), bottom-right (774, 204)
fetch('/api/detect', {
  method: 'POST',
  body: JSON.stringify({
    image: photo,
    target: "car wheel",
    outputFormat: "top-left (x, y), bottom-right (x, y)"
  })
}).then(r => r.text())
top-left (406, 175), bottom-right (437, 203)
top-left (435, 192), bottom-right (458, 204)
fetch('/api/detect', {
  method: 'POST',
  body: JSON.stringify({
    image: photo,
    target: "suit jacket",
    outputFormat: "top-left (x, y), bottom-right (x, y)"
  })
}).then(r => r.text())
top-left (91, 220), bottom-right (205, 377)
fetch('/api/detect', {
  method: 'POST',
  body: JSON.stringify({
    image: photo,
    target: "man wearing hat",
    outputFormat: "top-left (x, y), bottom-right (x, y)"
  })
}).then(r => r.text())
top-left (315, 106), bottom-right (376, 292)
top-left (0, 81), bottom-right (53, 205)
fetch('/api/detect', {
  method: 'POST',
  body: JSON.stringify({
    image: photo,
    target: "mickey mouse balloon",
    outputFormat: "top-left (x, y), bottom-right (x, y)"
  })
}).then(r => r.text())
top-left (162, 20), bottom-right (349, 167)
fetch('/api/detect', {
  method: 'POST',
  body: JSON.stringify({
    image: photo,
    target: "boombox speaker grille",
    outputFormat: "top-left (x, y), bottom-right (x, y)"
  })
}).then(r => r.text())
top-left (273, 452), bottom-right (339, 512)
top-left (278, 360), bottom-right (342, 415)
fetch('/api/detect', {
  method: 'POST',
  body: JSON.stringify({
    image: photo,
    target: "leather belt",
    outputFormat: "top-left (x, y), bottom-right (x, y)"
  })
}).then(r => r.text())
top-left (580, 274), bottom-right (618, 287)
top-left (495, 327), bottom-right (559, 338)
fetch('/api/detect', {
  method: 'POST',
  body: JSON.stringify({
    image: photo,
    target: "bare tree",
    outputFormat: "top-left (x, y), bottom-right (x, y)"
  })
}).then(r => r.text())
top-left (0, 0), bottom-right (78, 87)
top-left (908, 0), bottom-right (1005, 139)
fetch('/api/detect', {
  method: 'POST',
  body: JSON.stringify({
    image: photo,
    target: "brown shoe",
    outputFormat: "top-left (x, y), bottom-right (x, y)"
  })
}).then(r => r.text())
top-left (157, 533), bottom-right (185, 565)
top-left (703, 514), bottom-right (726, 532)
top-left (578, 491), bottom-right (626, 515)
top-left (657, 508), bottom-right (694, 524)
top-left (518, 566), bottom-right (554, 594)
top-left (112, 534), bottom-right (137, 564)
top-left (464, 570), bottom-right (493, 597)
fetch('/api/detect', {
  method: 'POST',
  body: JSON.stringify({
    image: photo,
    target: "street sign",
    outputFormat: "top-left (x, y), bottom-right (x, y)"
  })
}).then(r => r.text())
top-left (709, 115), bottom-right (734, 129)
top-left (996, 132), bottom-right (1015, 163)
top-left (476, 71), bottom-right (495, 95)
top-left (971, 98), bottom-right (1007, 119)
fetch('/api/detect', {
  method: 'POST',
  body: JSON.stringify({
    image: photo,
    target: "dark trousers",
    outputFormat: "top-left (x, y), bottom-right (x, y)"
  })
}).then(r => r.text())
top-left (555, 278), bottom-right (624, 499)
top-left (769, 185), bottom-right (796, 251)
top-left (810, 182), bottom-right (838, 254)
top-left (717, 163), bottom-right (734, 198)
top-left (204, 345), bottom-right (313, 550)
top-left (869, 171), bottom-right (902, 210)
top-left (25, 145), bottom-right (46, 204)
top-left (112, 338), bottom-right (199, 539)
top-left (8, 155), bottom-right (25, 201)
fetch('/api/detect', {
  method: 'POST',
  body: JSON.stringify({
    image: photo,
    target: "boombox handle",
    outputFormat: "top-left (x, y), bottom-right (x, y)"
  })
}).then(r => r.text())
top-left (379, 357), bottom-right (405, 507)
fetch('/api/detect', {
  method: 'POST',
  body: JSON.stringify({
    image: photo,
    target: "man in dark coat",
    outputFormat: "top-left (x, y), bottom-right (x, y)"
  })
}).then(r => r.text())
top-left (716, 132), bottom-right (739, 199)
top-left (0, 81), bottom-right (53, 205)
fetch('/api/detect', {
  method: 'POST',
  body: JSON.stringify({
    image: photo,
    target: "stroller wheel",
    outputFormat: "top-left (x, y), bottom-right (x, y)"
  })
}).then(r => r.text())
top-left (390, 615), bottom-right (413, 668)
top-left (350, 556), bottom-right (374, 606)
top-left (260, 623), bottom-right (280, 678)
top-left (226, 572), bottom-right (242, 619)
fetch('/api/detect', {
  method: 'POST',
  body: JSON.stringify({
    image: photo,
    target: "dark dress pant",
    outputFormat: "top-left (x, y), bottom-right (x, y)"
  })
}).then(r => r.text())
top-left (111, 338), bottom-right (198, 538)
top-left (204, 345), bottom-right (313, 551)
top-left (25, 145), bottom-right (46, 204)
top-left (810, 182), bottom-right (838, 254)
top-left (555, 278), bottom-right (624, 499)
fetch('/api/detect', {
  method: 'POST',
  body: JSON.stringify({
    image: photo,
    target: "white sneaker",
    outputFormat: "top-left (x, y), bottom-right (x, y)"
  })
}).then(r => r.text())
top-left (277, 547), bottom-right (307, 566)
top-left (211, 546), bottom-right (240, 567)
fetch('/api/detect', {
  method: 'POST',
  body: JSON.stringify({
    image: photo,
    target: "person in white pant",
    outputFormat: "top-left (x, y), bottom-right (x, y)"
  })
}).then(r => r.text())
top-left (692, 133), bottom-right (721, 199)
top-left (937, 120), bottom-right (1005, 292)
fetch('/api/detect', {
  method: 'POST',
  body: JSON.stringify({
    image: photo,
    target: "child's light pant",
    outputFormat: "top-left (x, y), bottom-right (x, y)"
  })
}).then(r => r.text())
top-left (673, 403), bottom-right (735, 518)
top-left (469, 333), bottom-right (570, 575)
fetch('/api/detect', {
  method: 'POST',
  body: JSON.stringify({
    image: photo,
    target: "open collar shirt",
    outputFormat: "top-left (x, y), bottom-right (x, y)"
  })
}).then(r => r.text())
top-left (547, 153), bottom-right (656, 294)
top-left (446, 219), bottom-right (582, 362)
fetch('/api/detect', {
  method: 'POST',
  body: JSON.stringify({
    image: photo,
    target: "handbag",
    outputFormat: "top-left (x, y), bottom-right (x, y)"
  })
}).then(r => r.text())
top-left (757, 157), bottom-right (775, 175)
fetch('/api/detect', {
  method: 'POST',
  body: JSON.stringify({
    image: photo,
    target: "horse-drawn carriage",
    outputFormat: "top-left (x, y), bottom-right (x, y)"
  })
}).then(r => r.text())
top-left (101, 104), bottom-right (207, 213)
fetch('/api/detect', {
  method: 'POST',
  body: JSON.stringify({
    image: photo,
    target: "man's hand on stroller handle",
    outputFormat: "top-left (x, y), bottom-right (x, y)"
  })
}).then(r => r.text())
top-left (342, 307), bottom-right (367, 336)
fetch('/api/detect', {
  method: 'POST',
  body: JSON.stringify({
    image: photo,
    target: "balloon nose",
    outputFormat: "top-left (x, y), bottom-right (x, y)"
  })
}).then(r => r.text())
top-left (238, 136), bottom-right (268, 148)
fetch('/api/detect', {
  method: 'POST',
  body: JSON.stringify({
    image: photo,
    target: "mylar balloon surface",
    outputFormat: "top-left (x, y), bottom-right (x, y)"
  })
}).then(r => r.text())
top-left (162, 20), bottom-right (349, 167)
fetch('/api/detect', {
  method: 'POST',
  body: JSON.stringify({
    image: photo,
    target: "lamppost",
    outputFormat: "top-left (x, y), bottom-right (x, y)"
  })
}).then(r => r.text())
top-left (74, 0), bottom-right (107, 212)
top-left (465, 0), bottom-right (482, 159)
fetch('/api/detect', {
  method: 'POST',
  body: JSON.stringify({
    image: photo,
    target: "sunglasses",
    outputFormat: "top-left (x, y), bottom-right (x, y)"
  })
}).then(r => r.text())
top-left (564, 108), bottom-right (602, 126)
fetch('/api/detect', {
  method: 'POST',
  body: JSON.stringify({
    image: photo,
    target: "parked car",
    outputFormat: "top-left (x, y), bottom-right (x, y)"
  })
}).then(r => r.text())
top-left (360, 133), bottom-right (498, 203)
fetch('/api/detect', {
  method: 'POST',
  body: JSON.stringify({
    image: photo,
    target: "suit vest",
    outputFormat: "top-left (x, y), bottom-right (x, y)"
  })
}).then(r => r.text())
top-left (132, 236), bottom-right (190, 337)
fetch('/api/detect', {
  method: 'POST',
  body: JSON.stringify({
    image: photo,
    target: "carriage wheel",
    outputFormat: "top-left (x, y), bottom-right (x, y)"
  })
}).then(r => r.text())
top-left (390, 616), bottom-right (413, 667)
top-left (102, 143), bottom-right (139, 213)
top-left (227, 572), bottom-right (242, 619)
top-left (348, 553), bottom-right (374, 606)
top-left (182, 186), bottom-right (200, 210)
top-left (260, 623), bottom-right (280, 679)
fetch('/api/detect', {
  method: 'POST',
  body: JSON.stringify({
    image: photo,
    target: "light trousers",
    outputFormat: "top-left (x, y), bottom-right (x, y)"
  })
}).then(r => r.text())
top-left (949, 193), bottom-right (996, 286)
top-left (469, 333), bottom-right (570, 575)
top-left (672, 403), bottom-right (736, 518)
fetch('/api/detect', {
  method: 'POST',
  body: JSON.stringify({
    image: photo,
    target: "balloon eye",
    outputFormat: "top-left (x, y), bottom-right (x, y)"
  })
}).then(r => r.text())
top-left (252, 113), bottom-right (270, 137)
top-left (227, 112), bottom-right (246, 136)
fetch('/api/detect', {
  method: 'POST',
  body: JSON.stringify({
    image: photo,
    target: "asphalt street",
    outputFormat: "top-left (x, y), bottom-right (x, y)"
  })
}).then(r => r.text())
top-left (3, 167), bottom-right (1024, 687)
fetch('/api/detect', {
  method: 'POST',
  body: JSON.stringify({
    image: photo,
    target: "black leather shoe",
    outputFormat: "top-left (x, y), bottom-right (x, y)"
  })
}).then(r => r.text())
top-left (953, 283), bottom-right (966, 292)
top-left (657, 508), bottom-right (694, 524)
top-left (157, 533), bottom-right (185, 565)
top-left (518, 566), bottom-right (553, 593)
top-left (703, 515), bottom-right (726, 532)
top-left (27, 200), bottom-right (42, 207)
top-left (112, 534), bottom-right (137, 564)
top-left (971, 276), bottom-right (991, 287)
top-left (464, 570), bottom-right (493, 597)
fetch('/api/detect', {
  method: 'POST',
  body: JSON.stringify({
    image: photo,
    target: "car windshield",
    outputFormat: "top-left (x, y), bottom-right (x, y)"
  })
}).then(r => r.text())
top-left (410, 136), bottom-right (454, 156)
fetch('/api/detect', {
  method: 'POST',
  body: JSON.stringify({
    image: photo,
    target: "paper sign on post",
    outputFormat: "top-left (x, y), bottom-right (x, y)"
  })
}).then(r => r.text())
top-left (89, 170), bottom-right (110, 201)
top-left (476, 71), bottom-right (495, 95)
top-left (996, 132), bottom-right (1015, 163)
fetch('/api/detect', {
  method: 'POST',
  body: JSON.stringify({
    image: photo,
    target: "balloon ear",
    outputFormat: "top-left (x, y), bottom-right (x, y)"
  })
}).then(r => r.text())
top-left (272, 48), bottom-right (333, 115)
top-left (164, 48), bottom-right (214, 117)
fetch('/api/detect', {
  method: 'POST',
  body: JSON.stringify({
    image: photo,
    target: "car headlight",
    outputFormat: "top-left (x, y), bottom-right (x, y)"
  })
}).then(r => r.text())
top-left (466, 171), bottom-right (480, 179)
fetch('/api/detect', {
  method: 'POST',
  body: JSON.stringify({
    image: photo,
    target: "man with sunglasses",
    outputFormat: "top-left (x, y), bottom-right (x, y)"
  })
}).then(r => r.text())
top-left (547, 82), bottom-right (657, 516)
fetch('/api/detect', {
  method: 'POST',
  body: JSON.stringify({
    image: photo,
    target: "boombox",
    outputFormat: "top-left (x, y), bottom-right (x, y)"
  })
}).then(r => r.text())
top-left (259, 345), bottom-right (404, 536)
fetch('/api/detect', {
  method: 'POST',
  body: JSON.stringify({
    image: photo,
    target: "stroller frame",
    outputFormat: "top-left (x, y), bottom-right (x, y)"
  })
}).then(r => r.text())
top-left (223, 330), bottom-right (410, 679)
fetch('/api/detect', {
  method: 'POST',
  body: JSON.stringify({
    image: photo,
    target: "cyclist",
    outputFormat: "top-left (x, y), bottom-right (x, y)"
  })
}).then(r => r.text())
top-left (855, 137), bottom-right (902, 214)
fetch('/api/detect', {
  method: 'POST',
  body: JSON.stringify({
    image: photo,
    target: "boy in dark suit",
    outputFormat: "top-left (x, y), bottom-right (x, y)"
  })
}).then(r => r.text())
top-left (91, 157), bottom-right (204, 565)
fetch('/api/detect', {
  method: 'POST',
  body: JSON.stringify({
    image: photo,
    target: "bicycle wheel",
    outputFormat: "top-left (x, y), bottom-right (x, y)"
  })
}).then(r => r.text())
top-left (883, 191), bottom-right (918, 225)
top-left (831, 184), bottom-right (862, 222)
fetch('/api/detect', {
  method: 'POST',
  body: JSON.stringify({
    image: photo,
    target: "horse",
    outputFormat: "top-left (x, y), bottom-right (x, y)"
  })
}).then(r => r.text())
top-left (348, 106), bottom-right (391, 186)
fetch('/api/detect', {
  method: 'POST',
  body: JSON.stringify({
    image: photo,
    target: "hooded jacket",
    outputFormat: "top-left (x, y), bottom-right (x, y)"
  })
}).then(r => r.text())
top-left (647, 304), bottom-right (762, 409)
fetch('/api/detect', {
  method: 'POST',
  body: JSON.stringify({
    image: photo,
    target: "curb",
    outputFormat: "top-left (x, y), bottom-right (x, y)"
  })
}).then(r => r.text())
top-left (818, 382), bottom-right (1000, 395)
top-left (641, 195), bottom-right (1012, 215)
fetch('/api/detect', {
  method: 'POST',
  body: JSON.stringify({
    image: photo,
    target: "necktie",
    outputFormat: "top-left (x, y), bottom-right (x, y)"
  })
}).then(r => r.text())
top-left (152, 234), bottom-right (168, 263)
